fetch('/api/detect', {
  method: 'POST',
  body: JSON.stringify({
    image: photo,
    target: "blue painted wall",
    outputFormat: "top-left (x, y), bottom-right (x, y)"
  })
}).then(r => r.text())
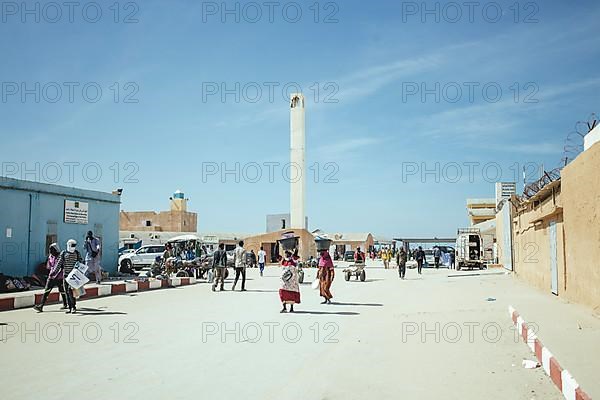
top-left (0, 178), bottom-right (120, 277)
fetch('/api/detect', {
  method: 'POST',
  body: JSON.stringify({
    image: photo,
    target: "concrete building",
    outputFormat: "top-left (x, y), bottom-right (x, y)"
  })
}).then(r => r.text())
top-left (331, 233), bottom-right (375, 255)
top-left (472, 218), bottom-right (496, 262)
top-left (244, 229), bottom-right (316, 264)
top-left (120, 190), bottom-right (197, 233)
top-left (466, 198), bottom-right (496, 225)
top-left (495, 182), bottom-right (517, 206)
top-left (503, 140), bottom-right (600, 310)
top-left (0, 177), bottom-right (121, 277)
top-left (290, 93), bottom-right (306, 229)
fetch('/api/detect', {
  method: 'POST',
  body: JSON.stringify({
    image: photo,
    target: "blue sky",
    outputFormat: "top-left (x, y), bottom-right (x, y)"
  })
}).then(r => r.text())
top-left (1, 0), bottom-right (599, 237)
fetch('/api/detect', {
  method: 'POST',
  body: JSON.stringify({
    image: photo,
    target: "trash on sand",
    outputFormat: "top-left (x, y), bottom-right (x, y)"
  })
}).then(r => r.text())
top-left (486, 297), bottom-right (496, 302)
top-left (522, 360), bottom-right (541, 369)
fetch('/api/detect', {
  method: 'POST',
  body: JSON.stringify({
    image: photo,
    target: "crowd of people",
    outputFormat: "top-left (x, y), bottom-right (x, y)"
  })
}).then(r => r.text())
top-left (31, 233), bottom-right (459, 315)
top-left (33, 230), bottom-right (102, 314)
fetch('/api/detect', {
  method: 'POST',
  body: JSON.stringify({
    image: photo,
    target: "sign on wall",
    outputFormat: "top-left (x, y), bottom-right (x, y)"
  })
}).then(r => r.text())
top-left (64, 200), bottom-right (89, 224)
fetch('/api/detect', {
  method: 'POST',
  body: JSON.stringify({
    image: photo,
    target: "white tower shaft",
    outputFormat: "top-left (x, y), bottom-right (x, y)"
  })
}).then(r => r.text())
top-left (290, 93), bottom-right (306, 229)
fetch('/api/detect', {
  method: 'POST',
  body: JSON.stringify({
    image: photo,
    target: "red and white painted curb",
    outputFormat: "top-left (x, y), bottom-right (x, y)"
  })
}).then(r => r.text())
top-left (509, 305), bottom-right (592, 400)
top-left (0, 277), bottom-right (197, 312)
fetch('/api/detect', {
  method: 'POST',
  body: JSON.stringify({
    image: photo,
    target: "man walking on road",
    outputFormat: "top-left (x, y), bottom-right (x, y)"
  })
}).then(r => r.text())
top-left (85, 231), bottom-right (102, 284)
top-left (232, 240), bottom-right (247, 291)
top-left (433, 246), bottom-right (441, 269)
top-left (34, 243), bottom-right (68, 312)
top-left (258, 246), bottom-right (266, 276)
top-left (396, 247), bottom-right (407, 279)
top-left (415, 246), bottom-right (425, 275)
top-left (58, 239), bottom-right (83, 313)
top-left (212, 243), bottom-right (228, 292)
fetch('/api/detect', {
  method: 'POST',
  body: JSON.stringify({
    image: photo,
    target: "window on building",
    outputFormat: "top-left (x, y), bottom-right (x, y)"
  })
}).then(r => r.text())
top-left (145, 220), bottom-right (152, 227)
top-left (46, 221), bottom-right (58, 256)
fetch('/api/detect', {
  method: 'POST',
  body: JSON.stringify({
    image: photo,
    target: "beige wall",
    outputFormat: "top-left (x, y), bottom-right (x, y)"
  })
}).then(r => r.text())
top-left (509, 142), bottom-right (600, 311)
top-left (120, 210), bottom-right (197, 232)
top-left (512, 183), bottom-right (565, 295)
top-left (561, 142), bottom-right (600, 311)
top-left (495, 200), bottom-right (514, 270)
top-left (334, 234), bottom-right (374, 252)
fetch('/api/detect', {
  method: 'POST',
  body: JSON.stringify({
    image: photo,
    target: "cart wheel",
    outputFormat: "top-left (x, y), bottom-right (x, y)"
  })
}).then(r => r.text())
top-left (345, 271), bottom-right (351, 281)
top-left (298, 271), bottom-right (304, 284)
top-left (360, 270), bottom-right (366, 282)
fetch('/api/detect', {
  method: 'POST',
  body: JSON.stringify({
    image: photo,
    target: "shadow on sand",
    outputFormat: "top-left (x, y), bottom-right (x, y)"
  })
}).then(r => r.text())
top-left (290, 310), bottom-right (359, 316)
top-left (329, 302), bottom-right (383, 307)
top-left (74, 307), bottom-right (127, 316)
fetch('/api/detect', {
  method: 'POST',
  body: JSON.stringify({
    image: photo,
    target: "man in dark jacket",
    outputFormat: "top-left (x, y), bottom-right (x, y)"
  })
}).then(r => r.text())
top-left (396, 248), bottom-right (407, 279)
top-left (212, 243), bottom-right (228, 292)
top-left (415, 246), bottom-right (425, 275)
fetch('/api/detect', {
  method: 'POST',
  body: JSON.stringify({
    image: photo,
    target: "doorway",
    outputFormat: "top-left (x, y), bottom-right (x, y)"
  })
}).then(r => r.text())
top-left (549, 220), bottom-right (558, 295)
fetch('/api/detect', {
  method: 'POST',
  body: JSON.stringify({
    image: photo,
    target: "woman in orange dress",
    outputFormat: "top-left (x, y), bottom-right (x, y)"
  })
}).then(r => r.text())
top-left (318, 250), bottom-right (334, 304)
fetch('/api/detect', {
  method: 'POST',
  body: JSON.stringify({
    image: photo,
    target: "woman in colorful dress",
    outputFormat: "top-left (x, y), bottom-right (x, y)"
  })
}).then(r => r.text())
top-left (279, 250), bottom-right (300, 313)
top-left (318, 249), bottom-right (335, 304)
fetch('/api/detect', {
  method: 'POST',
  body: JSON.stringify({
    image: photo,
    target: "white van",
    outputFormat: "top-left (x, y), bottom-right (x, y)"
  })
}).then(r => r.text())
top-left (455, 228), bottom-right (485, 270)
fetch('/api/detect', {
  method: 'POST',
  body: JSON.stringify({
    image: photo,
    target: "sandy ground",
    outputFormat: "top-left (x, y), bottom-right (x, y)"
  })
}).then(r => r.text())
top-left (0, 263), bottom-right (565, 400)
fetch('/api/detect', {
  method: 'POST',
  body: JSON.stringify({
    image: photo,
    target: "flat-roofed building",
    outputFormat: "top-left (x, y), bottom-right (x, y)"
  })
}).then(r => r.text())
top-left (466, 198), bottom-right (496, 226)
top-left (120, 190), bottom-right (197, 233)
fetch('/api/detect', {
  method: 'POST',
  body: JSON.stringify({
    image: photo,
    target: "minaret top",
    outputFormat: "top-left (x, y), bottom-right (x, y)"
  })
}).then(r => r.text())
top-left (290, 93), bottom-right (304, 109)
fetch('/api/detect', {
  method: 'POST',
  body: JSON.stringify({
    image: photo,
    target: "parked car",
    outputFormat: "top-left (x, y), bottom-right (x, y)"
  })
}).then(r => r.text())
top-left (344, 251), bottom-right (355, 262)
top-left (118, 248), bottom-right (136, 257)
top-left (119, 245), bottom-right (166, 271)
top-left (424, 249), bottom-right (435, 266)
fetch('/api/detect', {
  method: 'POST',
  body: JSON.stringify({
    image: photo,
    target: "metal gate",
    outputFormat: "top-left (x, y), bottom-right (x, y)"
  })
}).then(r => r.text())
top-left (549, 220), bottom-right (558, 295)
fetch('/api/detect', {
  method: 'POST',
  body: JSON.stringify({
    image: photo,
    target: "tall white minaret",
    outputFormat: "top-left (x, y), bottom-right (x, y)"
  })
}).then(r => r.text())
top-left (290, 93), bottom-right (306, 229)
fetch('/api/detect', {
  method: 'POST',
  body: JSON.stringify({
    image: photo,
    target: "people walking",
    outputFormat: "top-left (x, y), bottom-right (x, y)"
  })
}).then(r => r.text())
top-left (34, 243), bottom-right (68, 312)
top-left (279, 250), bottom-right (300, 313)
top-left (84, 231), bottom-right (102, 284)
top-left (212, 243), bottom-right (228, 292)
top-left (232, 241), bottom-right (247, 291)
top-left (449, 250), bottom-right (456, 270)
top-left (317, 249), bottom-right (335, 304)
top-left (57, 239), bottom-right (83, 313)
top-left (250, 249), bottom-right (257, 269)
top-left (396, 247), bottom-right (407, 279)
top-left (433, 246), bottom-right (441, 269)
top-left (258, 246), bottom-right (266, 276)
top-left (415, 246), bottom-right (425, 275)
